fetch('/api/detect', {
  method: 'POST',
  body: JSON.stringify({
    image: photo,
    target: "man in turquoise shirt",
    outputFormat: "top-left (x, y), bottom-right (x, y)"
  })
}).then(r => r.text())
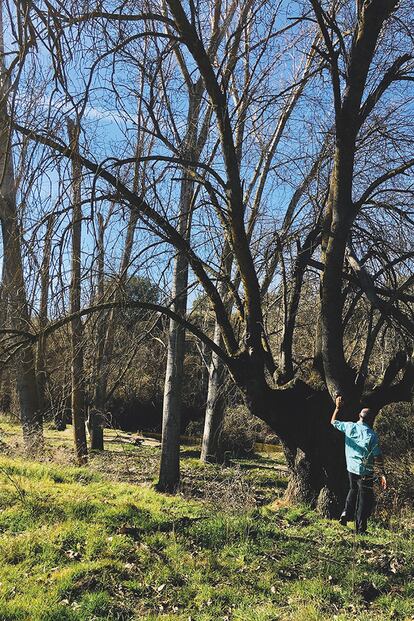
top-left (331, 396), bottom-right (387, 534)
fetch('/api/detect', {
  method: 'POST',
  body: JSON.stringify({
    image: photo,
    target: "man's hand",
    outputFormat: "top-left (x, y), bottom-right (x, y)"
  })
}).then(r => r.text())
top-left (331, 394), bottom-right (343, 425)
top-left (380, 475), bottom-right (387, 491)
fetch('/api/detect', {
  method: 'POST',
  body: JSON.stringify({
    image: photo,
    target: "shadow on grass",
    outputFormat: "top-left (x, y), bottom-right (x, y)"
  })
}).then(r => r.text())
top-left (234, 460), bottom-right (288, 472)
top-left (180, 449), bottom-right (201, 459)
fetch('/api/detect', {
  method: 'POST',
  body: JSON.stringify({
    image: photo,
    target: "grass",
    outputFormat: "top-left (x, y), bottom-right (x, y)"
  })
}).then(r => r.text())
top-left (0, 418), bottom-right (413, 620)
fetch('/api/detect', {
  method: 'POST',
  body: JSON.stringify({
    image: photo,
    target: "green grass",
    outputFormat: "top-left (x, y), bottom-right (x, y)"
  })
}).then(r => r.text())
top-left (0, 421), bottom-right (413, 620)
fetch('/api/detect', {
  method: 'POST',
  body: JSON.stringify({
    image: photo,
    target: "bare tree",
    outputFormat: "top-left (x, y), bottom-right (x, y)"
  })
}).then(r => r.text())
top-left (7, 0), bottom-right (414, 514)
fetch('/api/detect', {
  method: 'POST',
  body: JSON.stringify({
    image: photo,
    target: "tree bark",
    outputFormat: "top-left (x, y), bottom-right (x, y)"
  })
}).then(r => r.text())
top-left (0, 18), bottom-right (42, 451)
top-left (67, 118), bottom-right (88, 465)
top-left (200, 320), bottom-right (225, 463)
top-left (157, 59), bottom-right (210, 490)
top-left (36, 213), bottom-right (55, 422)
top-left (158, 175), bottom-right (193, 492)
top-left (278, 228), bottom-right (320, 384)
top-left (200, 237), bottom-right (234, 463)
top-left (89, 213), bottom-right (105, 450)
top-left (235, 361), bottom-right (349, 516)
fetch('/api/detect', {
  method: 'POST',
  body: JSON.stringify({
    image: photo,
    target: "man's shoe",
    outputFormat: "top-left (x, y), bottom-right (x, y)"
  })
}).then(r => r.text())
top-left (339, 514), bottom-right (347, 526)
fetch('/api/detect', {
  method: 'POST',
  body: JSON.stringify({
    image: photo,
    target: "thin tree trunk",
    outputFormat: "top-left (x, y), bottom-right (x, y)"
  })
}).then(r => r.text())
top-left (89, 213), bottom-right (105, 450)
top-left (89, 206), bottom-right (139, 446)
top-left (158, 173), bottom-right (194, 492)
top-left (89, 260), bottom-right (105, 448)
top-left (200, 320), bottom-right (225, 462)
top-left (200, 241), bottom-right (233, 463)
top-left (36, 213), bottom-right (55, 421)
top-left (157, 69), bottom-right (207, 491)
top-left (67, 118), bottom-right (88, 465)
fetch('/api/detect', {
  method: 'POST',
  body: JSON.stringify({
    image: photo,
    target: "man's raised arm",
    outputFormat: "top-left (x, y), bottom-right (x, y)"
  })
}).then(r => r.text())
top-left (331, 395), bottom-right (342, 425)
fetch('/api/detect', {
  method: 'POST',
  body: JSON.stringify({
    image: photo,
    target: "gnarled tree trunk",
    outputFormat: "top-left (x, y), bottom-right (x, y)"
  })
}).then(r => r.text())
top-left (235, 358), bottom-right (350, 516)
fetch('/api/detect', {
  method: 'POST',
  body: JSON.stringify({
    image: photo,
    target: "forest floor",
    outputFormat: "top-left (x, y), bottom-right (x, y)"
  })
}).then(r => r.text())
top-left (0, 417), bottom-right (413, 621)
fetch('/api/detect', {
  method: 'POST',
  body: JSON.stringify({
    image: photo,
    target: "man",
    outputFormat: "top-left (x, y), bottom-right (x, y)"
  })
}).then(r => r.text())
top-left (331, 395), bottom-right (387, 534)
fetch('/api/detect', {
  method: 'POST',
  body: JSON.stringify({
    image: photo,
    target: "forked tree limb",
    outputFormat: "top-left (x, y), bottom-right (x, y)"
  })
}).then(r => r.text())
top-left (346, 246), bottom-right (414, 339)
top-left (365, 352), bottom-right (414, 409)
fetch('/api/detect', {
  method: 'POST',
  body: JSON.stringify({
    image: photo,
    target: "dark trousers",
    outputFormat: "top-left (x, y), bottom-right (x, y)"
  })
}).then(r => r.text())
top-left (342, 472), bottom-right (374, 532)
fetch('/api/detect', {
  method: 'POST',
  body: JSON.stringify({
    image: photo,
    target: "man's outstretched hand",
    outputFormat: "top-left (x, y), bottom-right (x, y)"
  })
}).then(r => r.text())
top-left (331, 394), bottom-right (343, 424)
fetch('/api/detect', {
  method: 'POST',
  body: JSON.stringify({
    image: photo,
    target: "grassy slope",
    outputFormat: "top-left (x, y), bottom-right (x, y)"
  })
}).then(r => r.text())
top-left (0, 421), bottom-right (413, 621)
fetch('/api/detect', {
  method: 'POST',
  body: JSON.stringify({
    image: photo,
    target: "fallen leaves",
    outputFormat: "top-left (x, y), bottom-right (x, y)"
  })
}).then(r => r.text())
top-left (64, 549), bottom-right (81, 560)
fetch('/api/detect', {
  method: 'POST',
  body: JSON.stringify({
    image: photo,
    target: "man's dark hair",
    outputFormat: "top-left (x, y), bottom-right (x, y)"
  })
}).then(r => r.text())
top-left (359, 408), bottom-right (375, 426)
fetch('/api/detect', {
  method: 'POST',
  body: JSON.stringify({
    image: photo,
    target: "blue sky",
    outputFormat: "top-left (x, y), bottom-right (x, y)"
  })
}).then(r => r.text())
top-left (2, 0), bottom-right (413, 321)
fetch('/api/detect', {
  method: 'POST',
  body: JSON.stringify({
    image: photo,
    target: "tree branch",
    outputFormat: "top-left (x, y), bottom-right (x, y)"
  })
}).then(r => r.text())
top-left (165, 0), bottom-right (265, 355)
top-left (355, 158), bottom-right (414, 210)
top-left (365, 352), bottom-right (414, 409)
top-left (346, 245), bottom-right (414, 339)
top-left (0, 301), bottom-right (233, 367)
top-left (14, 122), bottom-right (239, 354)
top-left (309, 0), bottom-right (341, 116)
top-left (358, 54), bottom-right (413, 126)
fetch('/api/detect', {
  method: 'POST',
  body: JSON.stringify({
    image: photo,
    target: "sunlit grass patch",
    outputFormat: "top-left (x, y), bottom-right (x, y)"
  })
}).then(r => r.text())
top-left (0, 427), bottom-right (413, 620)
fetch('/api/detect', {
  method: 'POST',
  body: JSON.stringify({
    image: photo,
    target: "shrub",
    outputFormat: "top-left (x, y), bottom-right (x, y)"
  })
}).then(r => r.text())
top-left (185, 419), bottom-right (204, 439)
top-left (375, 404), bottom-right (414, 457)
top-left (219, 405), bottom-right (277, 456)
top-left (374, 404), bottom-right (414, 520)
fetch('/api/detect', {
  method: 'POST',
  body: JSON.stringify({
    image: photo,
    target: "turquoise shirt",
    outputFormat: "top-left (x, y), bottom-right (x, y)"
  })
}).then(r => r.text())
top-left (332, 420), bottom-right (381, 476)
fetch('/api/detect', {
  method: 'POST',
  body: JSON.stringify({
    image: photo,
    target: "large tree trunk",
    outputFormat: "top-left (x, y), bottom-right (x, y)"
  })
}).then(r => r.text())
top-left (283, 442), bottom-right (348, 517)
top-left (68, 119), bottom-right (88, 465)
top-left (0, 23), bottom-right (42, 451)
top-left (269, 390), bottom-right (349, 516)
top-left (232, 353), bottom-right (350, 516)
